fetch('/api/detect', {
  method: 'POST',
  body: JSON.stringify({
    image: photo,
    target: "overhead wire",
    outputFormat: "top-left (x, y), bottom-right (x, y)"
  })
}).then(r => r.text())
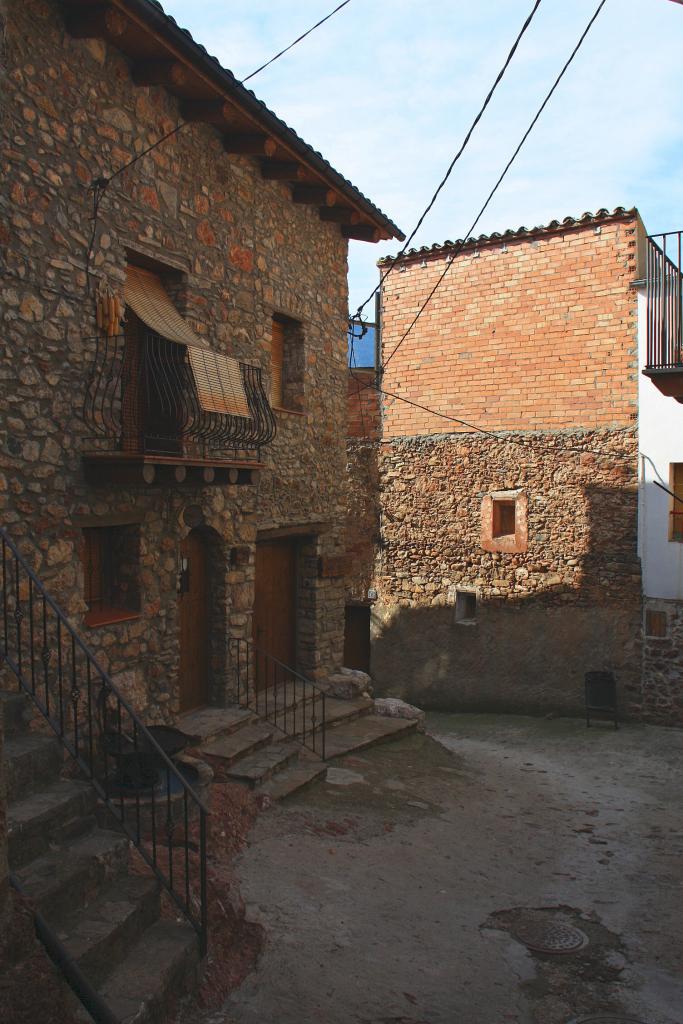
top-left (381, 0), bottom-right (609, 370)
top-left (352, 0), bottom-right (544, 324)
top-left (84, 0), bottom-right (355, 285)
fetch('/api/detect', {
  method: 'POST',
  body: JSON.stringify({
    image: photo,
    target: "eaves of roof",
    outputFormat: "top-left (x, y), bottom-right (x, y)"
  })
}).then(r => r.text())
top-left (377, 206), bottom-right (636, 265)
top-left (114, 0), bottom-right (404, 241)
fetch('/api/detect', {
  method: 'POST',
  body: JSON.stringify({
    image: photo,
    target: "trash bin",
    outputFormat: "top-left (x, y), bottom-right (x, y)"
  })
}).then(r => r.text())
top-left (584, 671), bottom-right (618, 729)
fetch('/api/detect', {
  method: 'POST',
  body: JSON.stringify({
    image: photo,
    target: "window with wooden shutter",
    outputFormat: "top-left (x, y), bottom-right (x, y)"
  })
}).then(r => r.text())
top-left (82, 525), bottom-right (141, 627)
top-left (271, 317), bottom-right (285, 408)
top-left (671, 464), bottom-right (683, 541)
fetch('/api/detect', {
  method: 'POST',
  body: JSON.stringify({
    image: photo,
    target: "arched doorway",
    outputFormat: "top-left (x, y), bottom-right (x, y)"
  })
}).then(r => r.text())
top-left (178, 529), bottom-right (209, 711)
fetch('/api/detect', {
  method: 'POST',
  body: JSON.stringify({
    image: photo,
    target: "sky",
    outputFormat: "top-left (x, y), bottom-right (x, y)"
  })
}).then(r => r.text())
top-left (162, 0), bottom-right (683, 317)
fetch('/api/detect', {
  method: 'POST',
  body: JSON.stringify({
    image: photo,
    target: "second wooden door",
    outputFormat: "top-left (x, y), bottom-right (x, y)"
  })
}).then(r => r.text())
top-left (253, 540), bottom-right (297, 690)
top-left (178, 530), bottom-right (209, 712)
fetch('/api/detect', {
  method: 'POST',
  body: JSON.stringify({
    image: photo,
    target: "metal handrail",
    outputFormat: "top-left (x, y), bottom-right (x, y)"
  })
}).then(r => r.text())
top-left (645, 231), bottom-right (683, 371)
top-left (230, 637), bottom-right (327, 759)
top-left (0, 526), bottom-right (208, 955)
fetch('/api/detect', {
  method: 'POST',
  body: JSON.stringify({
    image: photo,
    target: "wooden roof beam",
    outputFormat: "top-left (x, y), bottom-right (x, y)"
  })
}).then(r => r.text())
top-left (132, 59), bottom-right (188, 89)
top-left (180, 99), bottom-right (235, 125)
top-left (319, 206), bottom-right (361, 225)
top-left (224, 133), bottom-right (277, 157)
top-left (292, 185), bottom-right (337, 207)
top-left (342, 224), bottom-right (381, 242)
top-left (260, 161), bottom-right (307, 182)
top-left (64, 5), bottom-right (128, 39)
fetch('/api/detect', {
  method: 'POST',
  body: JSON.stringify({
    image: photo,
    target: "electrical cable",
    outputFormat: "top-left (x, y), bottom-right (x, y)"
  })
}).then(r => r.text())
top-left (242, 0), bottom-right (353, 82)
top-left (352, 0), bottom-right (543, 323)
top-left (381, 0), bottom-right (608, 370)
top-left (83, 0), bottom-right (355, 281)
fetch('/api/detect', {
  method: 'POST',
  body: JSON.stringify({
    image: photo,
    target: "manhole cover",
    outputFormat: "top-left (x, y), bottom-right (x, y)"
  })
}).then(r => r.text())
top-left (567, 1018), bottom-right (649, 1024)
top-left (513, 918), bottom-right (588, 954)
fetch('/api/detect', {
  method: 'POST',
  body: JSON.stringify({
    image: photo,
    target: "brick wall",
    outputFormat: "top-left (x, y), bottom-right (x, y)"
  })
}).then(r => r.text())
top-left (380, 216), bottom-right (639, 437)
top-left (347, 369), bottom-right (381, 440)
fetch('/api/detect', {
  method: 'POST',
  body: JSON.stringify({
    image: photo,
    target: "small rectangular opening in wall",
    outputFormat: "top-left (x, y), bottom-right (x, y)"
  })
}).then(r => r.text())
top-left (645, 609), bottom-right (668, 638)
top-left (455, 590), bottom-right (477, 623)
top-left (492, 499), bottom-right (516, 538)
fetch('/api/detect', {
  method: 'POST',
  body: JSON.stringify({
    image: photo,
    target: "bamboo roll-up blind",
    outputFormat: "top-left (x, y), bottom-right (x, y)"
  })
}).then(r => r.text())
top-left (124, 266), bottom-right (209, 349)
top-left (187, 347), bottom-right (250, 418)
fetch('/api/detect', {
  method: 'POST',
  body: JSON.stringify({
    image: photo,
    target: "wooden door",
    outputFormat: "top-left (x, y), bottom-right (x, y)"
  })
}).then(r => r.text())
top-left (343, 605), bottom-right (371, 673)
top-left (178, 531), bottom-right (209, 712)
top-left (254, 540), bottom-right (297, 690)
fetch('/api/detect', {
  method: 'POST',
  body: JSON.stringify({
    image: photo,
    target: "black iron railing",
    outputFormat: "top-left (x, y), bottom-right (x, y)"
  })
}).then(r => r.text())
top-left (83, 330), bottom-right (276, 460)
top-left (0, 527), bottom-right (208, 955)
top-left (646, 230), bottom-right (683, 370)
top-left (230, 637), bottom-right (326, 759)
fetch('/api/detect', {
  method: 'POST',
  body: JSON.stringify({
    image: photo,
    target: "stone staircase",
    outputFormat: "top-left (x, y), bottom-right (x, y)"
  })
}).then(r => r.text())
top-left (181, 689), bottom-right (419, 801)
top-left (2, 689), bottom-right (201, 1024)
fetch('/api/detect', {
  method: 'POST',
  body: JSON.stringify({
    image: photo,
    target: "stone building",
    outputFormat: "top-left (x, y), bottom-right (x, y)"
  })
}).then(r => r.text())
top-left (0, 0), bottom-right (402, 718)
top-left (0, 0), bottom-right (403, 1014)
top-left (347, 208), bottom-right (650, 718)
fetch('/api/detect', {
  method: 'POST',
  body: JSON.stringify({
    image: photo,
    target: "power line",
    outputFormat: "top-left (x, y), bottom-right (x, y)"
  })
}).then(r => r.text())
top-left (84, 0), bottom-right (354, 283)
top-left (381, 0), bottom-right (608, 370)
top-left (242, 0), bottom-right (353, 82)
top-left (352, 0), bottom-right (544, 323)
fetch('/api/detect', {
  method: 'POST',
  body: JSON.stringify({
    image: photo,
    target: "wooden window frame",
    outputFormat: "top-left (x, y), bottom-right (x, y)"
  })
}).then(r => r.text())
top-left (669, 463), bottom-right (683, 542)
top-left (481, 490), bottom-right (528, 553)
top-left (271, 313), bottom-right (305, 414)
top-left (82, 524), bottom-right (141, 627)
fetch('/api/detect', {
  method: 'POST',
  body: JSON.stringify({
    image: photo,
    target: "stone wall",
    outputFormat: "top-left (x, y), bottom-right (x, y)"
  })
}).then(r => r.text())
top-left (0, 0), bottom-right (350, 714)
top-left (641, 598), bottom-right (683, 725)
top-left (370, 430), bottom-right (642, 715)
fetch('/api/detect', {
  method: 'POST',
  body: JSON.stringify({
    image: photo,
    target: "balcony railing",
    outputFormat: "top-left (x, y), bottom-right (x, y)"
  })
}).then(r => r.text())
top-left (83, 330), bottom-right (276, 463)
top-left (646, 230), bottom-right (683, 371)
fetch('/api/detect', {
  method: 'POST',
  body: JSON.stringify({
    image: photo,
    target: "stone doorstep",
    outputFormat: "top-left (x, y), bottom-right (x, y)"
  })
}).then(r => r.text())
top-left (8, 778), bottom-right (97, 870)
top-left (55, 875), bottom-right (161, 989)
top-left (3, 732), bottom-right (64, 803)
top-left (322, 715), bottom-right (419, 761)
top-left (201, 723), bottom-right (275, 767)
top-left (177, 705), bottom-right (256, 745)
top-left (95, 919), bottom-right (200, 1024)
top-left (259, 762), bottom-right (328, 802)
top-left (12, 828), bottom-right (130, 923)
top-left (222, 742), bottom-right (300, 787)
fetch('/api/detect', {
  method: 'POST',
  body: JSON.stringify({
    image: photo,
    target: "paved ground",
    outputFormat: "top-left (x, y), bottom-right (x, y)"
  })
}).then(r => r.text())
top-left (213, 714), bottom-right (683, 1024)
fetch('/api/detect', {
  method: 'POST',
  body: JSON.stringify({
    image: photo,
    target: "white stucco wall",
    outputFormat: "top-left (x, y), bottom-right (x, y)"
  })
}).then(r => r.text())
top-left (637, 287), bottom-right (683, 599)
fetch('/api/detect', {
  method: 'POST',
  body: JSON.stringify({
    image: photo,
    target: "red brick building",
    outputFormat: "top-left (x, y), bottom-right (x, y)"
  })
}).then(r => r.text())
top-left (347, 208), bottom-right (646, 716)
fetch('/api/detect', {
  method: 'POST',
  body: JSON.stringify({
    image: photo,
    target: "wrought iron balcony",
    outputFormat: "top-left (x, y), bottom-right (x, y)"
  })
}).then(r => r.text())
top-left (82, 329), bottom-right (276, 486)
top-left (644, 230), bottom-right (683, 401)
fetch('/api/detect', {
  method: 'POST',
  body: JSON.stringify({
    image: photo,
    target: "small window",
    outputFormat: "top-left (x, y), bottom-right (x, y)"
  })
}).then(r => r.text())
top-left (492, 499), bottom-right (516, 538)
top-left (455, 590), bottom-right (477, 622)
top-left (645, 609), bottom-right (667, 638)
top-left (271, 314), bottom-right (304, 412)
top-left (670, 464), bottom-right (683, 542)
top-left (82, 525), bottom-right (141, 627)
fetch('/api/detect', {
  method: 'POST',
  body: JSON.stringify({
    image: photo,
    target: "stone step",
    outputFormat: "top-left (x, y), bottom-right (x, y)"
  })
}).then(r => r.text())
top-left (8, 778), bottom-right (96, 869)
top-left (0, 688), bottom-right (32, 736)
top-left (97, 919), bottom-right (200, 1024)
top-left (223, 742), bottom-right (300, 788)
top-left (201, 723), bottom-right (275, 767)
top-left (259, 761), bottom-right (327, 802)
top-left (283, 695), bottom-right (375, 740)
top-left (55, 875), bottom-right (161, 990)
top-left (4, 732), bottom-right (63, 802)
top-left (177, 705), bottom-right (255, 746)
top-left (323, 715), bottom-right (419, 760)
top-left (13, 828), bottom-right (130, 923)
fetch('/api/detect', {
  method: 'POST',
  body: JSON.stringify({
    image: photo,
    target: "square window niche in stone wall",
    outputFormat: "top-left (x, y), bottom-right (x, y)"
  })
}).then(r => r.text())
top-left (481, 489), bottom-right (528, 553)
